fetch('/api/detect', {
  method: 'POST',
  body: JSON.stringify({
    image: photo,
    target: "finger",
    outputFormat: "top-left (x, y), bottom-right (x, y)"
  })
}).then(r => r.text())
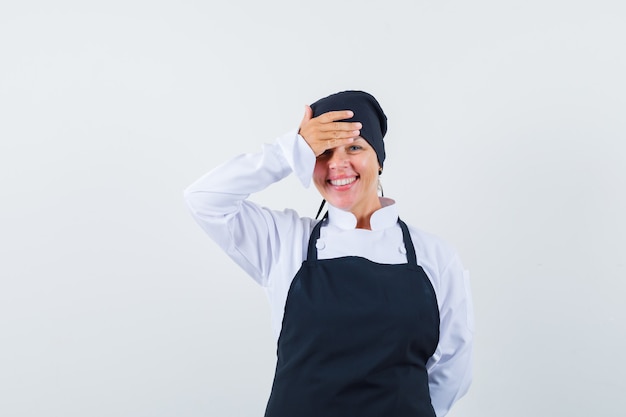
top-left (318, 121), bottom-right (362, 132)
top-left (303, 105), bottom-right (313, 121)
top-left (299, 105), bottom-right (313, 127)
top-left (317, 110), bottom-right (354, 123)
top-left (325, 137), bottom-right (355, 150)
top-left (325, 130), bottom-right (360, 140)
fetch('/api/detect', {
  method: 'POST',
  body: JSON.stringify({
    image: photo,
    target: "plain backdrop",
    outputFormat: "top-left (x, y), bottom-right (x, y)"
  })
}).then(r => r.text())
top-left (1, 1), bottom-right (625, 416)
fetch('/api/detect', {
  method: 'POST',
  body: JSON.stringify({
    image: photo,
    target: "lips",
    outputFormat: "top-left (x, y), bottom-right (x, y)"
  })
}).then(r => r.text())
top-left (328, 176), bottom-right (358, 186)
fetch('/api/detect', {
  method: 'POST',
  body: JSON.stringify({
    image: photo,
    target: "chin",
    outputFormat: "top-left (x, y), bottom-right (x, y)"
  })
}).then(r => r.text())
top-left (326, 198), bottom-right (354, 211)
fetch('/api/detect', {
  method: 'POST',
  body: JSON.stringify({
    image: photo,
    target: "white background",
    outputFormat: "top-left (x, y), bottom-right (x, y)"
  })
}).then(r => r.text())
top-left (1, 1), bottom-right (625, 416)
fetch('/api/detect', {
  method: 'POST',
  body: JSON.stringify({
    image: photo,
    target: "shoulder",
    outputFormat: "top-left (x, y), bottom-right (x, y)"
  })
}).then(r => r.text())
top-left (261, 205), bottom-right (318, 232)
top-left (244, 204), bottom-right (319, 246)
top-left (403, 222), bottom-right (466, 304)
top-left (405, 223), bottom-right (459, 270)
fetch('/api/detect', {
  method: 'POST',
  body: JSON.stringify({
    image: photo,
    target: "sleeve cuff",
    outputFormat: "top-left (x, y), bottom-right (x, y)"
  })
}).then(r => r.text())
top-left (276, 127), bottom-right (316, 188)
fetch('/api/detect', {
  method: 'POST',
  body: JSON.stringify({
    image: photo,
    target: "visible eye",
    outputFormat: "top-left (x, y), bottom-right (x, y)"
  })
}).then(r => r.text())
top-left (348, 145), bottom-right (363, 152)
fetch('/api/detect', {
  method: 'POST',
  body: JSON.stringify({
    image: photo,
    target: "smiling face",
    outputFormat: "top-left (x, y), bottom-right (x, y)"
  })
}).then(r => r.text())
top-left (313, 137), bottom-right (382, 221)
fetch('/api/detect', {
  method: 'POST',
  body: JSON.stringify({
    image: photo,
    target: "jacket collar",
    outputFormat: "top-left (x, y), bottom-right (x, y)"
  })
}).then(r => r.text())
top-left (326, 197), bottom-right (397, 231)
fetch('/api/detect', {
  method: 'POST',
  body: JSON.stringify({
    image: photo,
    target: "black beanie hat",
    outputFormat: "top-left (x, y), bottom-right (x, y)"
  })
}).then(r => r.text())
top-left (310, 90), bottom-right (388, 169)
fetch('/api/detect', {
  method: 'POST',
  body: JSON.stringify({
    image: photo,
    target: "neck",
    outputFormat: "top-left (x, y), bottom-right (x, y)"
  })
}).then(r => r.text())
top-left (353, 199), bottom-right (382, 230)
top-left (355, 217), bottom-right (372, 230)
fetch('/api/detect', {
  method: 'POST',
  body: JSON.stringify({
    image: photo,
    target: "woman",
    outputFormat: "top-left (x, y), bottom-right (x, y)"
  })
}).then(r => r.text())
top-left (184, 91), bottom-right (473, 417)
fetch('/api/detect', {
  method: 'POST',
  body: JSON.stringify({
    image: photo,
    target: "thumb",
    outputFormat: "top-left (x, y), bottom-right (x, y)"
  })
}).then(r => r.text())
top-left (300, 104), bottom-right (313, 126)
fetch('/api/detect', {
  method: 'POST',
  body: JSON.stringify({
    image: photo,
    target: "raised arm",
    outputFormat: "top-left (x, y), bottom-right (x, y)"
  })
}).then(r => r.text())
top-left (184, 105), bottom-right (363, 286)
top-left (184, 127), bottom-right (317, 284)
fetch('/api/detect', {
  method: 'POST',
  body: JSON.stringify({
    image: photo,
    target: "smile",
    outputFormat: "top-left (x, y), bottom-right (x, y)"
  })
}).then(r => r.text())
top-left (328, 176), bottom-right (357, 186)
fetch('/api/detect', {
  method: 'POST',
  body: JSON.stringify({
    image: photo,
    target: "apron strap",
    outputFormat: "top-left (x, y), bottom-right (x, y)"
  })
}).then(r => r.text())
top-left (398, 218), bottom-right (418, 267)
top-left (307, 212), bottom-right (327, 262)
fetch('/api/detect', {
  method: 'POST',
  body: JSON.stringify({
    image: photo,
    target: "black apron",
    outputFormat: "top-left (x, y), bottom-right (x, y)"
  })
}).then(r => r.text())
top-left (264, 216), bottom-right (440, 417)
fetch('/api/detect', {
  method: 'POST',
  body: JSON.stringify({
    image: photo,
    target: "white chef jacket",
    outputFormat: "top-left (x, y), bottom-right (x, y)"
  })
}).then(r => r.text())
top-left (184, 128), bottom-right (474, 417)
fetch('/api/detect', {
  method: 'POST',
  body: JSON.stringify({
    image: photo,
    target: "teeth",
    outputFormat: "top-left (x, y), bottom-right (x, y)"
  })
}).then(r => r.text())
top-left (330, 177), bottom-right (356, 186)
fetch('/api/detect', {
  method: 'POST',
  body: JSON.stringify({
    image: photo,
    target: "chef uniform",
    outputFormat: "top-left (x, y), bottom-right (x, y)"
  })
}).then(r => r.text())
top-left (184, 91), bottom-right (474, 416)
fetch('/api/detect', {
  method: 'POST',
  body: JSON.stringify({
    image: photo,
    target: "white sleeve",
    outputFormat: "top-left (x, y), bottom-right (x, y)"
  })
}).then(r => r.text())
top-left (183, 128), bottom-right (316, 286)
top-left (427, 254), bottom-right (475, 417)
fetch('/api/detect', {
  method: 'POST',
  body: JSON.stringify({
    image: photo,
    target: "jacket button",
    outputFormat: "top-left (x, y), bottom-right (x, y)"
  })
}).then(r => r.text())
top-left (316, 240), bottom-right (326, 250)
